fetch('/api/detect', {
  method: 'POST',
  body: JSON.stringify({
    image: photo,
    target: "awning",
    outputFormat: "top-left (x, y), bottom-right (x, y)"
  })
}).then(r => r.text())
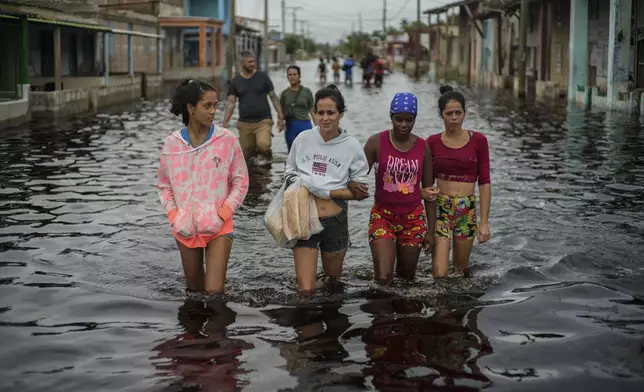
top-left (28, 17), bottom-right (111, 31)
top-left (0, 12), bottom-right (110, 32)
top-left (111, 28), bottom-right (164, 39)
top-left (0, 12), bottom-right (163, 39)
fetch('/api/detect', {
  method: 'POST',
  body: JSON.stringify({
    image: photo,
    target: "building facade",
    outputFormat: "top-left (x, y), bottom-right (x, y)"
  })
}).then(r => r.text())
top-left (423, 0), bottom-right (644, 114)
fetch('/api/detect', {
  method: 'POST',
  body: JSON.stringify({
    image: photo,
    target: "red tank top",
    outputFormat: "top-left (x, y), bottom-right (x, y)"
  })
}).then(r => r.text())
top-left (426, 131), bottom-right (491, 184)
top-left (375, 130), bottom-right (425, 214)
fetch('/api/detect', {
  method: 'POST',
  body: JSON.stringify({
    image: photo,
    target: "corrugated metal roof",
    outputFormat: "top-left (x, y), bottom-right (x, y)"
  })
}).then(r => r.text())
top-left (423, 0), bottom-right (479, 14)
top-left (0, 0), bottom-right (99, 16)
top-left (480, 0), bottom-right (521, 9)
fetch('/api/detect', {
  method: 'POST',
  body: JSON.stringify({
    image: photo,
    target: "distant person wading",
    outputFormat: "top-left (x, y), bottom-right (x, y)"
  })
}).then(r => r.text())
top-left (317, 57), bottom-right (328, 85)
top-left (223, 50), bottom-right (285, 162)
top-left (279, 65), bottom-right (317, 152)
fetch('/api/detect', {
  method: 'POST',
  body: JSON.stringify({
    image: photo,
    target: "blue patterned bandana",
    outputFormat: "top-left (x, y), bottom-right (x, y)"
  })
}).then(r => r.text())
top-left (390, 92), bottom-right (418, 116)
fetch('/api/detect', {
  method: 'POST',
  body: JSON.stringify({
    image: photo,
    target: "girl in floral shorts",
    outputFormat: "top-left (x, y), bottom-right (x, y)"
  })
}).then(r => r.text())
top-left (360, 92), bottom-right (439, 284)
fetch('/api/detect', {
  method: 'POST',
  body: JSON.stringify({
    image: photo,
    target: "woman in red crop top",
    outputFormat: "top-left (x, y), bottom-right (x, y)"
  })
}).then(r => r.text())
top-left (426, 85), bottom-right (491, 278)
top-left (357, 92), bottom-right (439, 285)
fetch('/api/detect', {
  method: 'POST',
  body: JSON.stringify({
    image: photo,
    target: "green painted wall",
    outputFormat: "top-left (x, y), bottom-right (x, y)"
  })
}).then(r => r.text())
top-left (0, 21), bottom-right (20, 97)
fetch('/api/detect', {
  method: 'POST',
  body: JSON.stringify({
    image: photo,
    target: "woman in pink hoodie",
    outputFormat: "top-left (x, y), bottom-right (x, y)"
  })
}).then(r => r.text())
top-left (157, 79), bottom-right (249, 294)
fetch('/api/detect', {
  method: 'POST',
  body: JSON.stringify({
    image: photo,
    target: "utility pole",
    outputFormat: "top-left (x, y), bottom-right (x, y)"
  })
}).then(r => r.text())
top-left (382, 0), bottom-right (387, 56)
top-left (280, 0), bottom-right (286, 65)
top-left (287, 6), bottom-right (303, 35)
top-left (415, 0), bottom-right (421, 78)
top-left (284, 5), bottom-right (301, 61)
top-left (281, 0), bottom-right (286, 40)
top-left (300, 19), bottom-right (306, 53)
top-left (263, 0), bottom-right (269, 71)
top-left (358, 12), bottom-right (363, 54)
top-left (383, 0), bottom-right (386, 36)
top-left (518, 0), bottom-right (529, 97)
top-left (227, 0), bottom-right (237, 82)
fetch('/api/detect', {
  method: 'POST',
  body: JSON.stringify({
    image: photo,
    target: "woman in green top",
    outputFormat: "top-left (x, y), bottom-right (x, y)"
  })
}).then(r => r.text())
top-left (280, 65), bottom-right (317, 151)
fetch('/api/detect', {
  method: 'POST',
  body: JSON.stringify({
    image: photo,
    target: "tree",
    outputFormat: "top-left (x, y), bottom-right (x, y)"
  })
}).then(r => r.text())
top-left (387, 26), bottom-right (402, 36)
top-left (400, 18), bottom-right (409, 31)
top-left (283, 34), bottom-right (318, 55)
top-left (337, 31), bottom-right (373, 57)
top-left (407, 20), bottom-right (428, 30)
top-left (283, 34), bottom-right (300, 55)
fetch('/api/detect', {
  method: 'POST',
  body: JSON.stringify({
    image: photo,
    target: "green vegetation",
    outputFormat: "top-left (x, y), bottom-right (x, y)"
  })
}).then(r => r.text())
top-left (283, 34), bottom-right (318, 55)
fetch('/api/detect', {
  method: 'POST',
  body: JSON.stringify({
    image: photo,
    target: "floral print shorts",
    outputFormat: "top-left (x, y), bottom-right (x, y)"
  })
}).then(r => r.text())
top-left (435, 194), bottom-right (477, 240)
top-left (368, 203), bottom-right (427, 247)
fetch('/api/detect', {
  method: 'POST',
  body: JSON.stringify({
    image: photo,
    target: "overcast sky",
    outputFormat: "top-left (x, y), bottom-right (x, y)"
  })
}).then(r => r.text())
top-left (236, 0), bottom-right (456, 43)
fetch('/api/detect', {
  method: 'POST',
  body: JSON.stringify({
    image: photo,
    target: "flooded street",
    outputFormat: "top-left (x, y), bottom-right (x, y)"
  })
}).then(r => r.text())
top-left (1, 60), bottom-right (644, 391)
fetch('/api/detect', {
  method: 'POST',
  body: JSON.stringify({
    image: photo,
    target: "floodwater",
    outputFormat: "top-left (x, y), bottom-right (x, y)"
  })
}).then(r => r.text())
top-left (1, 60), bottom-right (643, 392)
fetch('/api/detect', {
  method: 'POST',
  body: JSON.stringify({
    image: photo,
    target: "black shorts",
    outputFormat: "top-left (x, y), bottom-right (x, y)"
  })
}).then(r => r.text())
top-left (294, 210), bottom-right (349, 253)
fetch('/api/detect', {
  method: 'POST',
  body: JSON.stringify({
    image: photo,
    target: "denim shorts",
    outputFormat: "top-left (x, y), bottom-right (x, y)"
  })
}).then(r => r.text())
top-left (294, 210), bottom-right (349, 253)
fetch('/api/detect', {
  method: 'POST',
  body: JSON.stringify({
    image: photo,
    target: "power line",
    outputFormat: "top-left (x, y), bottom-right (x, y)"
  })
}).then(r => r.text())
top-left (295, 0), bottom-right (382, 17)
top-left (388, 0), bottom-right (411, 21)
top-left (269, 17), bottom-right (384, 22)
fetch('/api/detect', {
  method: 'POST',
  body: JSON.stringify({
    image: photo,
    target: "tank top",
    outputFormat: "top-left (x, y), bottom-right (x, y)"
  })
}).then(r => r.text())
top-left (375, 130), bottom-right (425, 214)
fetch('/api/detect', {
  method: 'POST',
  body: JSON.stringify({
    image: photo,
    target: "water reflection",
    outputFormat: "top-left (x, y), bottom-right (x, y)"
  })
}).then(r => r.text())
top-left (245, 164), bottom-right (274, 208)
top-left (360, 297), bottom-right (493, 390)
top-left (152, 299), bottom-right (253, 391)
top-left (1, 61), bottom-right (644, 392)
top-left (262, 303), bottom-right (351, 375)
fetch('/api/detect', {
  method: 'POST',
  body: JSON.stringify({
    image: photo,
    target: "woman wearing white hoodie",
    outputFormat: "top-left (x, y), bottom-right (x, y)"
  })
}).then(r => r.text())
top-left (284, 84), bottom-right (370, 295)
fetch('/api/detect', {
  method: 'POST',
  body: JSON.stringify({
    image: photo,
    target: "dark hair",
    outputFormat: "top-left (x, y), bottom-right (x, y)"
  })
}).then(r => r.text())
top-left (170, 79), bottom-right (216, 125)
top-left (286, 65), bottom-right (301, 76)
top-left (240, 50), bottom-right (255, 60)
top-left (438, 84), bottom-right (466, 114)
top-left (314, 84), bottom-right (346, 112)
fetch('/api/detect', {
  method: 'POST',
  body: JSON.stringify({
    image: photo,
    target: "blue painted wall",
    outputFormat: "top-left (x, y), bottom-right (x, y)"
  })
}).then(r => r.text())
top-left (481, 19), bottom-right (494, 72)
top-left (186, 0), bottom-right (232, 36)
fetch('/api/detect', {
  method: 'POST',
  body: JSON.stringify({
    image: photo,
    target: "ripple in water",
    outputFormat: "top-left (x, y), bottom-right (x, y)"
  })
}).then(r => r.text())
top-left (1, 61), bottom-right (643, 391)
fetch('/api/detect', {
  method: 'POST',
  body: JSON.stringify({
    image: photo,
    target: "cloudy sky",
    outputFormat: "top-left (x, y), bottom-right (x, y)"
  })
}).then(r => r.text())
top-left (236, 0), bottom-right (456, 43)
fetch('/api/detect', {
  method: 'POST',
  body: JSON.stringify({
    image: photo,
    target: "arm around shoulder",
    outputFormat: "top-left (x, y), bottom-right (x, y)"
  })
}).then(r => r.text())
top-left (363, 134), bottom-right (380, 173)
top-left (349, 144), bottom-right (370, 184)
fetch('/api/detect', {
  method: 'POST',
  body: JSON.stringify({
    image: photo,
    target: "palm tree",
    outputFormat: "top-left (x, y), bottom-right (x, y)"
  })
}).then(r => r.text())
top-left (400, 18), bottom-right (410, 31)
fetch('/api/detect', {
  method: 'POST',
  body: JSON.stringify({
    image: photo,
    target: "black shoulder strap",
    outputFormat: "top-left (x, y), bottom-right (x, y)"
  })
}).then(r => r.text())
top-left (289, 87), bottom-right (302, 107)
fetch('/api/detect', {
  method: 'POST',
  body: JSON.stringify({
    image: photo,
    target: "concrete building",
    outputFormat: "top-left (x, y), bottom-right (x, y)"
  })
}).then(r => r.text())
top-left (569, 0), bottom-right (642, 113)
top-left (0, 0), bottom-right (165, 127)
top-left (267, 29), bottom-right (286, 69)
top-left (423, 0), bottom-right (644, 114)
top-left (160, 0), bottom-right (226, 84)
top-left (235, 15), bottom-right (265, 65)
top-left (385, 33), bottom-right (410, 66)
top-left (424, 1), bottom-right (477, 84)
